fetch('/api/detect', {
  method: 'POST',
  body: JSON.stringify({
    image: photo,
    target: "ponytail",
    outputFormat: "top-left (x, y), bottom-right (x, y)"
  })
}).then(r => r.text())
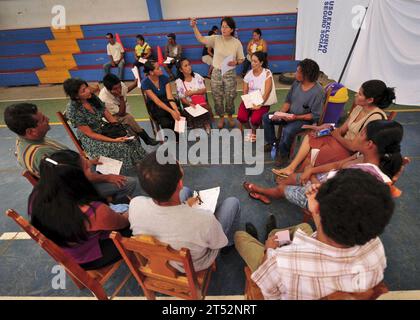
top-left (361, 80), bottom-right (396, 109)
top-left (366, 120), bottom-right (403, 178)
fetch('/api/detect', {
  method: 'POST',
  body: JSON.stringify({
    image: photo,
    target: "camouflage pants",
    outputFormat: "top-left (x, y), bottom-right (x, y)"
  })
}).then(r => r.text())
top-left (211, 68), bottom-right (237, 116)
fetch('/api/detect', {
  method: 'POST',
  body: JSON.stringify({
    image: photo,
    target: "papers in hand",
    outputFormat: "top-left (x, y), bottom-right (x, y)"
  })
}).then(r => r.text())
top-left (221, 55), bottom-right (235, 76)
top-left (310, 148), bottom-right (320, 167)
top-left (138, 57), bottom-right (148, 64)
top-left (275, 230), bottom-right (291, 246)
top-left (241, 90), bottom-right (264, 109)
top-left (184, 104), bottom-right (209, 117)
top-left (302, 123), bottom-right (335, 131)
top-left (164, 57), bottom-right (174, 64)
top-left (96, 156), bottom-right (123, 175)
top-left (174, 116), bottom-right (186, 133)
top-left (131, 67), bottom-right (142, 89)
top-left (269, 111), bottom-right (294, 120)
top-left (192, 187), bottom-right (220, 214)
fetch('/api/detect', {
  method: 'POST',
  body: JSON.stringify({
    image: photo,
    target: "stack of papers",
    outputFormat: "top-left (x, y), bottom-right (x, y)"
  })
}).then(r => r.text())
top-left (174, 116), bottom-right (186, 133)
top-left (192, 187), bottom-right (220, 214)
top-left (138, 57), bottom-right (148, 64)
top-left (130, 67), bottom-right (142, 89)
top-left (269, 112), bottom-right (295, 120)
top-left (184, 105), bottom-right (209, 117)
top-left (221, 55), bottom-right (235, 76)
top-left (241, 90), bottom-right (264, 109)
top-left (96, 156), bottom-right (123, 175)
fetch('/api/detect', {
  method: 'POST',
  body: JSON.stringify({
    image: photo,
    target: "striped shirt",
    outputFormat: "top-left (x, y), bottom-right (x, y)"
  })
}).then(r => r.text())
top-left (251, 229), bottom-right (386, 300)
top-left (16, 136), bottom-right (67, 177)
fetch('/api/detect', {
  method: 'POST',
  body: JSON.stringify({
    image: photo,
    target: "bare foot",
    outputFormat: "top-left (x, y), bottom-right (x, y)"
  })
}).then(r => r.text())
top-left (272, 166), bottom-right (295, 177)
top-left (227, 115), bottom-right (236, 128)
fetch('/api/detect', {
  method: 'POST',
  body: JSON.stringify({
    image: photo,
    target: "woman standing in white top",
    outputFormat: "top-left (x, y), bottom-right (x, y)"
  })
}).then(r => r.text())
top-left (191, 17), bottom-right (245, 129)
top-left (238, 52), bottom-right (276, 142)
top-left (175, 58), bottom-right (212, 132)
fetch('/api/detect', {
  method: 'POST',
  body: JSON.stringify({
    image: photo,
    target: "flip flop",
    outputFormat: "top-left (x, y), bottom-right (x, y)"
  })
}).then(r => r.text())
top-left (243, 181), bottom-right (254, 193)
top-left (249, 192), bottom-right (271, 205)
top-left (272, 168), bottom-right (290, 178)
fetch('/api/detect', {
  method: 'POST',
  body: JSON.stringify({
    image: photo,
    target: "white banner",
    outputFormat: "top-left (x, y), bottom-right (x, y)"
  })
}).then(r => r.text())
top-left (296, 0), bottom-right (370, 81)
top-left (342, 0), bottom-right (420, 106)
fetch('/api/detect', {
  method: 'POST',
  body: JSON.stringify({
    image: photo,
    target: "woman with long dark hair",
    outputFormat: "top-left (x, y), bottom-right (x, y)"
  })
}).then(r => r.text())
top-left (175, 58), bottom-right (212, 132)
top-left (64, 78), bottom-right (146, 174)
top-left (243, 119), bottom-right (404, 206)
top-left (273, 79), bottom-right (395, 177)
top-left (29, 150), bottom-right (131, 270)
top-left (237, 51), bottom-right (275, 142)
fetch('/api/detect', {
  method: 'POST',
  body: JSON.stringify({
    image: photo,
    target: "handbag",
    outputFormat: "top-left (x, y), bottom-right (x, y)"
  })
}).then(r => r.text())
top-left (183, 80), bottom-right (207, 106)
top-left (260, 69), bottom-right (278, 106)
top-left (100, 122), bottom-right (128, 138)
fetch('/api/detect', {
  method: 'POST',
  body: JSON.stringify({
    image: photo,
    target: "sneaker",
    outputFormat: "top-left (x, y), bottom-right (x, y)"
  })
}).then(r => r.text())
top-left (265, 214), bottom-right (277, 239)
top-left (245, 222), bottom-right (259, 240)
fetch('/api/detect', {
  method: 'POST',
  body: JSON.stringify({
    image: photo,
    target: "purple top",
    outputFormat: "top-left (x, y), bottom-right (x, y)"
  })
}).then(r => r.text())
top-left (61, 202), bottom-right (110, 264)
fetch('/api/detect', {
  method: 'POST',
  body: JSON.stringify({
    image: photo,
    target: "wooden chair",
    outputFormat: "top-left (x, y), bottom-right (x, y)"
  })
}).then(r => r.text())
top-left (56, 111), bottom-right (88, 159)
top-left (244, 266), bottom-right (388, 300)
top-left (302, 156), bottom-right (411, 223)
top-left (110, 232), bottom-right (215, 300)
top-left (22, 170), bottom-right (39, 187)
top-left (6, 209), bottom-right (131, 300)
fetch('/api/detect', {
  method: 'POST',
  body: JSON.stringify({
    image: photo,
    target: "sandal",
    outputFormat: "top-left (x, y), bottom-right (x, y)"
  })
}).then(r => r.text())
top-left (249, 192), bottom-right (271, 205)
top-left (243, 181), bottom-right (254, 193)
top-left (272, 168), bottom-right (290, 178)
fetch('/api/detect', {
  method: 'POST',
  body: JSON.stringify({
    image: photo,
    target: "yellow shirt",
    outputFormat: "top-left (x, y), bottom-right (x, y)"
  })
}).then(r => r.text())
top-left (135, 42), bottom-right (151, 58)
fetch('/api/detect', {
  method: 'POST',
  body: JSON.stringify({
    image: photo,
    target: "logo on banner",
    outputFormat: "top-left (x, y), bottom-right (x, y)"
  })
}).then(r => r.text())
top-left (318, 0), bottom-right (335, 54)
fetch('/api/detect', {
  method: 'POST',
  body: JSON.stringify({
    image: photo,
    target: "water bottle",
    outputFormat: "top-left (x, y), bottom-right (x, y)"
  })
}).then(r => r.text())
top-left (270, 143), bottom-right (277, 160)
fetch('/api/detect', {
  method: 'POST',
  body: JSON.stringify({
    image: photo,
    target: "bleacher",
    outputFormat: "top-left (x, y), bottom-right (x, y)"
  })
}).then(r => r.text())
top-left (0, 13), bottom-right (299, 86)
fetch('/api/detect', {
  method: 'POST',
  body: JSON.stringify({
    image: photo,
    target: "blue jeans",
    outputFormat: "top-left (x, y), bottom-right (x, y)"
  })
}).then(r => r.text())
top-left (180, 187), bottom-right (241, 246)
top-left (103, 60), bottom-right (125, 80)
top-left (263, 112), bottom-right (310, 157)
top-left (94, 176), bottom-right (138, 203)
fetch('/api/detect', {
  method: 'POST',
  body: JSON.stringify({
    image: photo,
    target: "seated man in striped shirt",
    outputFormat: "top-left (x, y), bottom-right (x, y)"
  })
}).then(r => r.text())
top-left (4, 103), bottom-right (138, 203)
top-left (235, 169), bottom-right (394, 300)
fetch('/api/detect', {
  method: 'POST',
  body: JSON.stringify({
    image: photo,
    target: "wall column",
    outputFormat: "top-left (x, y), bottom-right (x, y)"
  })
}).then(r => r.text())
top-left (146, 0), bottom-right (163, 20)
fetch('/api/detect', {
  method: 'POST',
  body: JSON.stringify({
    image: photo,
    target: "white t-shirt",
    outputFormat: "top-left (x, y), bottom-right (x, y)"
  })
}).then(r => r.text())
top-left (129, 196), bottom-right (228, 272)
top-left (98, 82), bottom-right (131, 115)
top-left (244, 68), bottom-right (272, 94)
top-left (175, 73), bottom-right (206, 102)
top-left (107, 42), bottom-right (125, 62)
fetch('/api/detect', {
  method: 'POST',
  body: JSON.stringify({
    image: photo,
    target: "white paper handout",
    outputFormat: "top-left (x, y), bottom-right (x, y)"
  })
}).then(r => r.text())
top-left (221, 55), bottom-right (235, 76)
top-left (164, 57), bottom-right (174, 64)
top-left (310, 148), bottom-right (320, 167)
top-left (192, 187), bottom-right (220, 214)
top-left (96, 156), bottom-right (123, 175)
top-left (174, 116), bottom-right (186, 133)
top-left (131, 67), bottom-right (142, 89)
top-left (272, 111), bottom-right (295, 120)
top-left (241, 90), bottom-right (264, 109)
top-left (138, 57), bottom-right (148, 64)
top-left (184, 104), bottom-right (209, 117)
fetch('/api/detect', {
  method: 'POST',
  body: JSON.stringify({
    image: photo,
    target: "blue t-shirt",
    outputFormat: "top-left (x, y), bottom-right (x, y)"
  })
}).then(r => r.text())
top-left (141, 75), bottom-right (170, 100)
